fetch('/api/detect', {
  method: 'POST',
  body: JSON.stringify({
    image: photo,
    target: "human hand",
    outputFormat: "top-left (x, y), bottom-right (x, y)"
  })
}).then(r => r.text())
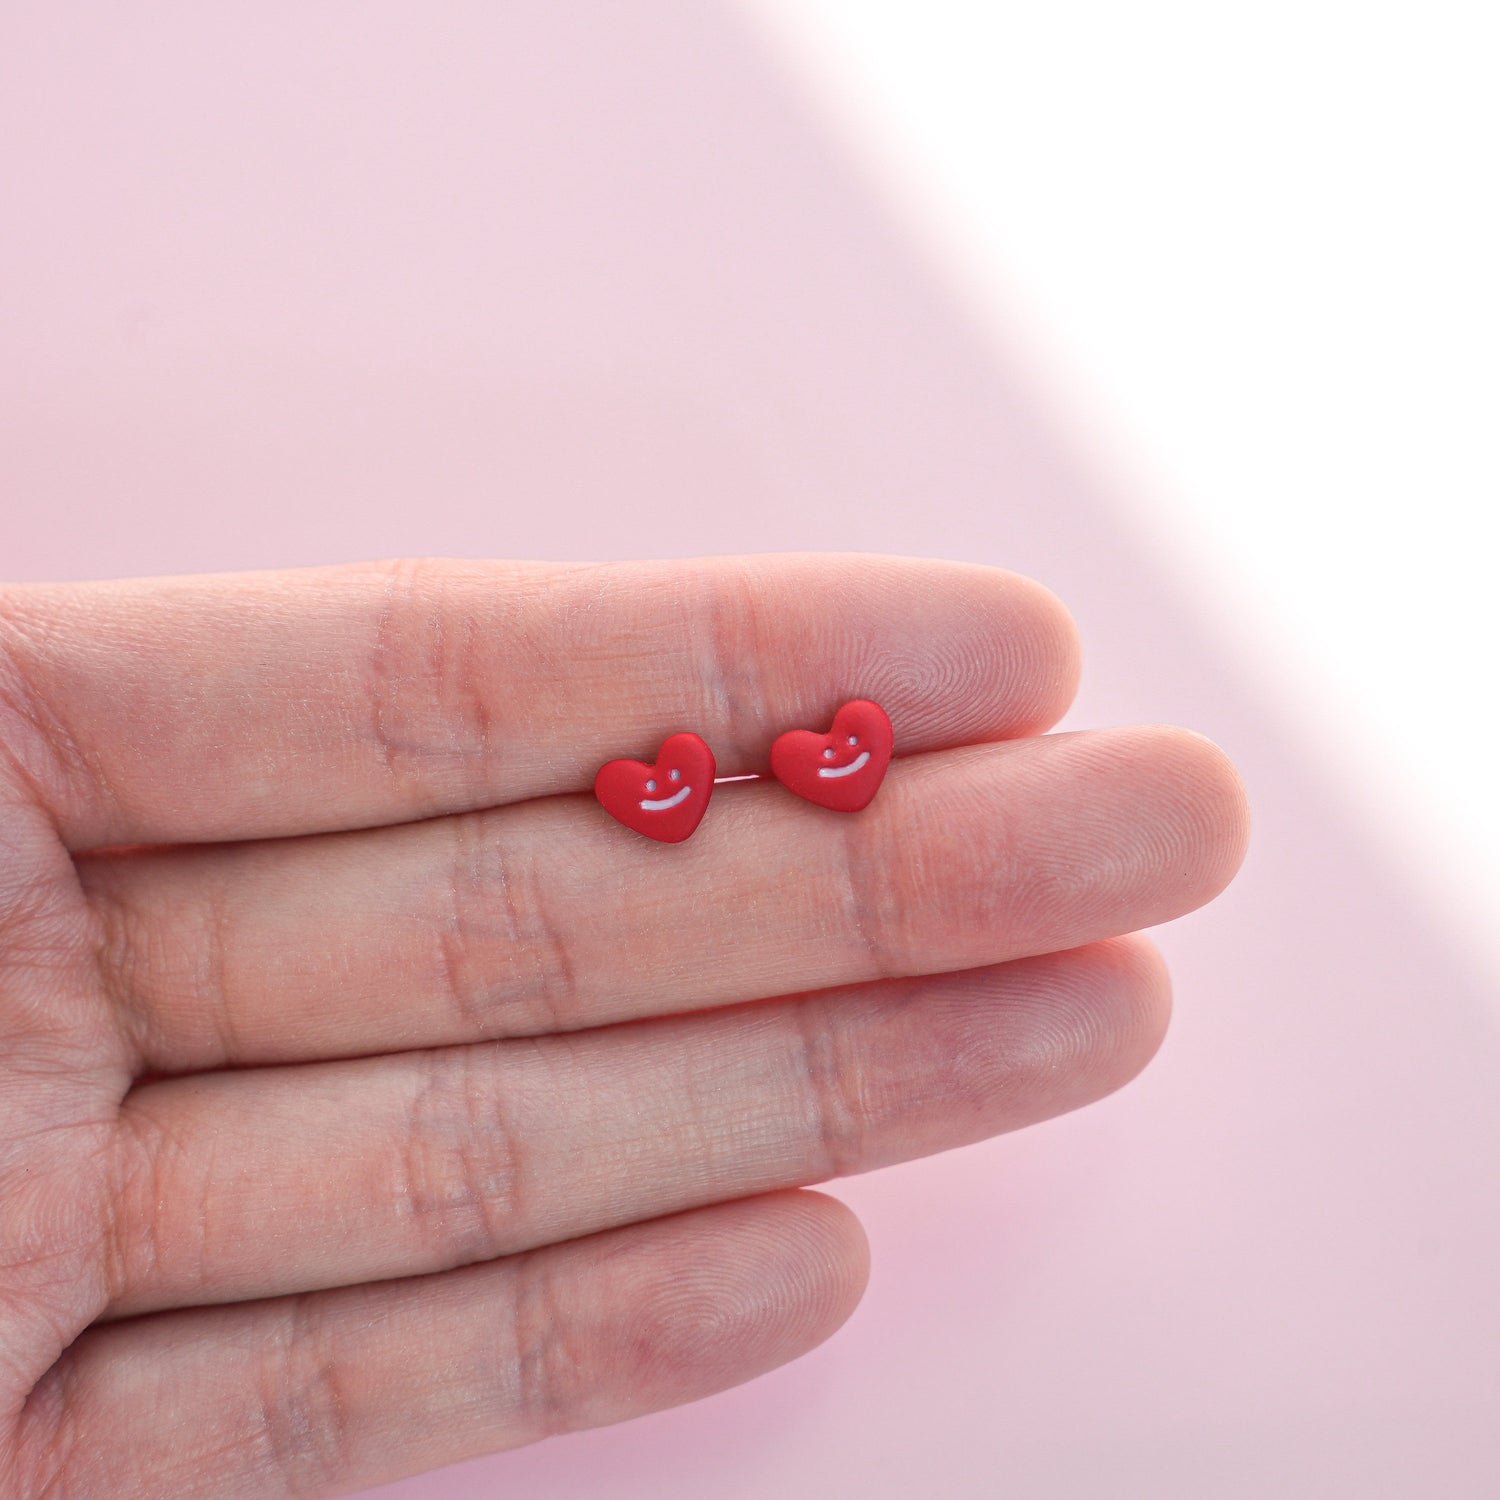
top-left (0, 554), bottom-right (1248, 1498)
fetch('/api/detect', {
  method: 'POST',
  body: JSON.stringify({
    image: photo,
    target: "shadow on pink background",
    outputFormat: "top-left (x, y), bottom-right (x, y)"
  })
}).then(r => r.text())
top-left (4, 3), bottom-right (1498, 1495)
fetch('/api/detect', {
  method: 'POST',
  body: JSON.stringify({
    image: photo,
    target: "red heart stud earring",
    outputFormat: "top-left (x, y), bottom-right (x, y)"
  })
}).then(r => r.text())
top-left (770, 699), bottom-right (893, 812)
top-left (594, 731), bottom-right (716, 842)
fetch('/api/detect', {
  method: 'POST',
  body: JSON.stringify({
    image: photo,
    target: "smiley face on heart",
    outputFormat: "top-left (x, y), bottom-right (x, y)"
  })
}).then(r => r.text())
top-left (770, 699), bottom-right (893, 812)
top-left (594, 731), bottom-right (716, 842)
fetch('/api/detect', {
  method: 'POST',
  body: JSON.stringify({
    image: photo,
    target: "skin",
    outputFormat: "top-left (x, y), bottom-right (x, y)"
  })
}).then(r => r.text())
top-left (0, 554), bottom-right (1250, 1498)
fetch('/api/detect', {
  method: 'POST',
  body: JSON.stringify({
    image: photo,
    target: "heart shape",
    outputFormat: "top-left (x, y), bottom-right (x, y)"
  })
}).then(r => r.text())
top-left (594, 731), bottom-right (716, 842)
top-left (770, 699), bottom-right (893, 812)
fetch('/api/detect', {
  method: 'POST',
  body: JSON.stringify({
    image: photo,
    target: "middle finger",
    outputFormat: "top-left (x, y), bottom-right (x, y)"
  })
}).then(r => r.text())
top-left (85, 726), bottom-right (1245, 1071)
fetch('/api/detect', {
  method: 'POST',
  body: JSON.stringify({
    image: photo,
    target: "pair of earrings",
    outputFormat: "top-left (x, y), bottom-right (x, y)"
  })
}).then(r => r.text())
top-left (594, 699), bottom-right (893, 843)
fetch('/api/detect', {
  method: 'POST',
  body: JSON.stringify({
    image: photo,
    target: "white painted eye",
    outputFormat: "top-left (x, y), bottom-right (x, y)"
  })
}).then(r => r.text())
top-left (645, 778), bottom-right (657, 792)
top-left (669, 768), bottom-right (681, 780)
top-left (823, 747), bottom-right (835, 759)
top-left (848, 735), bottom-right (859, 745)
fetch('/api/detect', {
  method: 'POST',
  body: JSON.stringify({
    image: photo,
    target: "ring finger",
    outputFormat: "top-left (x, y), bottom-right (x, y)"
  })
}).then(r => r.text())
top-left (104, 935), bottom-right (1172, 1319)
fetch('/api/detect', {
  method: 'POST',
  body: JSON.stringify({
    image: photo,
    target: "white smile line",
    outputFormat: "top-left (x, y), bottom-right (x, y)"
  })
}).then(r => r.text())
top-left (817, 750), bottom-right (870, 779)
top-left (639, 785), bottom-right (693, 811)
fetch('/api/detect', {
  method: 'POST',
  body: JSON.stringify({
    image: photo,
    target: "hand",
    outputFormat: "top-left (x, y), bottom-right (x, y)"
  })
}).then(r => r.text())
top-left (0, 555), bottom-right (1248, 1498)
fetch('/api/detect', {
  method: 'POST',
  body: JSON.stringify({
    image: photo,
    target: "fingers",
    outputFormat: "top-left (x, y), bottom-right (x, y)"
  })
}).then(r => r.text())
top-left (15, 1191), bottom-right (867, 1500)
top-left (86, 725), bottom-right (1246, 1072)
top-left (101, 937), bottom-right (1169, 1319)
top-left (0, 554), bottom-right (1080, 849)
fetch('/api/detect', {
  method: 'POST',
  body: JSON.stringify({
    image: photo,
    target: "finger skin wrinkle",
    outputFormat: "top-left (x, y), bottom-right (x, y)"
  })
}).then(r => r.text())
top-left (198, 866), bottom-right (241, 1066)
top-left (787, 993), bottom-right (867, 1181)
top-left (435, 815), bottom-right (516, 1042)
top-left (395, 1047), bottom-right (526, 1265)
top-left (12, 1350), bottom-right (84, 1500)
top-left (82, 878), bottom-right (148, 1071)
top-left (84, 854), bottom-right (234, 1076)
top-left (508, 1245), bottom-right (590, 1443)
top-left (437, 812), bottom-right (580, 1040)
top-left (368, 558), bottom-right (490, 804)
top-left (516, 852), bottom-right (580, 1032)
top-left (105, 1105), bottom-right (191, 1318)
top-left (501, 825), bottom-right (582, 1033)
top-left (251, 1293), bottom-right (356, 1499)
top-left (0, 601), bottom-right (109, 836)
top-left (0, 1133), bottom-right (117, 1404)
top-left (362, 558), bottom-right (595, 815)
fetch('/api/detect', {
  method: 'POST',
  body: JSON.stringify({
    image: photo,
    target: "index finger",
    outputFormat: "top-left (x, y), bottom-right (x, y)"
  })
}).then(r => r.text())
top-left (0, 553), bottom-right (1080, 849)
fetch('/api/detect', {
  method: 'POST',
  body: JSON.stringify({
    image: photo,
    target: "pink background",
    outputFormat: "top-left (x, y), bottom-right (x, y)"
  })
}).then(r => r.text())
top-left (4, 3), bottom-right (1499, 1494)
